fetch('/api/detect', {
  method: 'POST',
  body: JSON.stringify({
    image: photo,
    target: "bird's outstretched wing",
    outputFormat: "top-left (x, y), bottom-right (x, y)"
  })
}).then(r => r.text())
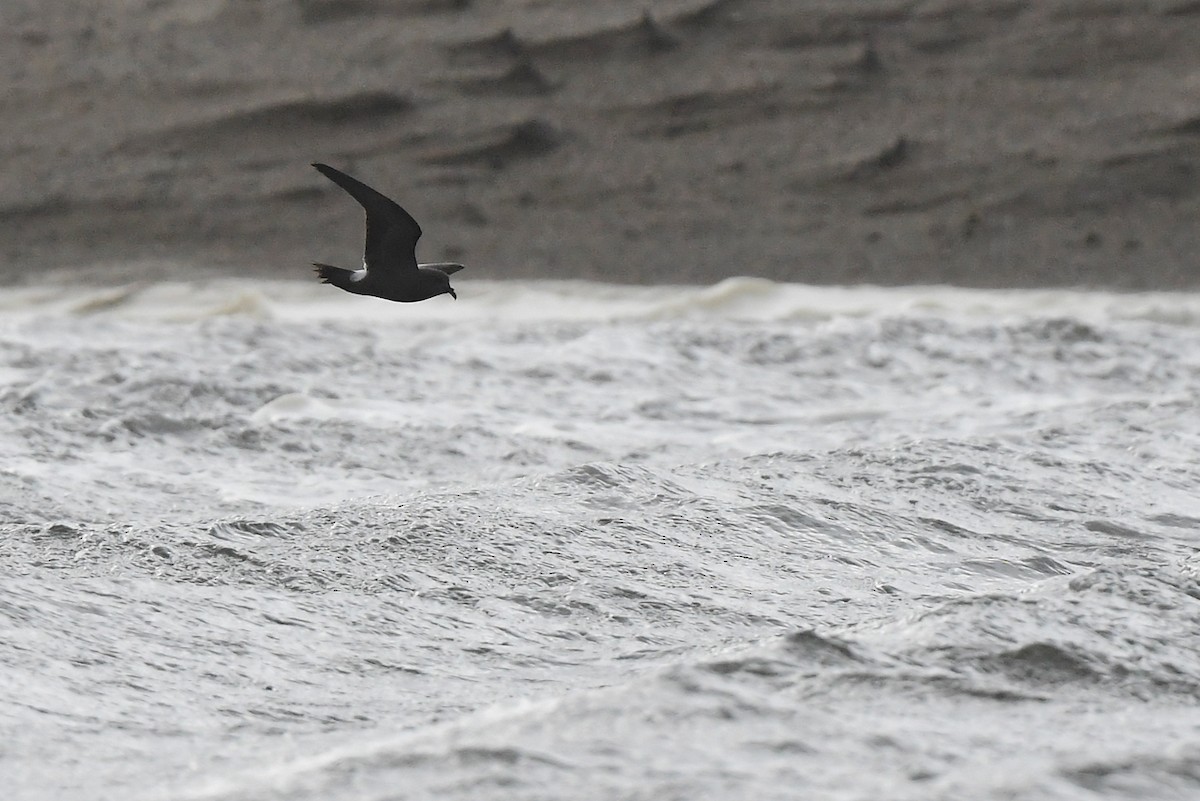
top-left (420, 262), bottom-right (466, 276)
top-left (312, 163), bottom-right (422, 274)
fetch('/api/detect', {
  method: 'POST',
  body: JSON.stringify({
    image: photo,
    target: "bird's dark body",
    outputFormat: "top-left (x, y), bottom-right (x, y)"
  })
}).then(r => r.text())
top-left (312, 262), bottom-right (457, 303)
top-left (311, 163), bottom-right (464, 303)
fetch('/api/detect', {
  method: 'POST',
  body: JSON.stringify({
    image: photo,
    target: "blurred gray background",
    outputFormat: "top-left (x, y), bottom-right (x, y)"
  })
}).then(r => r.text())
top-left (3, 0), bottom-right (1200, 288)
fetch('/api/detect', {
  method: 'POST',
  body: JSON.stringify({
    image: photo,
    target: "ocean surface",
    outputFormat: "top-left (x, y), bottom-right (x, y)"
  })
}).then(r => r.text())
top-left (2, 277), bottom-right (1199, 801)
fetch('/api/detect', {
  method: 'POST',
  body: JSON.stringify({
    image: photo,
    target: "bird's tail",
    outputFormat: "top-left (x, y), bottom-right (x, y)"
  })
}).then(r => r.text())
top-left (312, 263), bottom-right (355, 288)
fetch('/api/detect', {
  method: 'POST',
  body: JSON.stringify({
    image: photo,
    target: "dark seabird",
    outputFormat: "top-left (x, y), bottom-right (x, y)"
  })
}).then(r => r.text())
top-left (311, 162), bottom-right (464, 302)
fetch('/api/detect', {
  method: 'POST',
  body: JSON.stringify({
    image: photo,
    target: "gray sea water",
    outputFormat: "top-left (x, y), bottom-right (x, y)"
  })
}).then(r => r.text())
top-left (2, 277), bottom-right (1199, 801)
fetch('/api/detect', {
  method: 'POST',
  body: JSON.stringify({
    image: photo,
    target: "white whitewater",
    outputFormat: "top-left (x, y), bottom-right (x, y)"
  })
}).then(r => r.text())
top-left (2, 277), bottom-right (1199, 801)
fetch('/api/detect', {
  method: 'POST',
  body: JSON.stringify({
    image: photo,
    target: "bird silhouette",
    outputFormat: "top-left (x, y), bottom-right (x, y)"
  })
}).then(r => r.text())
top-left (311, 162), bottom-right (464, 302)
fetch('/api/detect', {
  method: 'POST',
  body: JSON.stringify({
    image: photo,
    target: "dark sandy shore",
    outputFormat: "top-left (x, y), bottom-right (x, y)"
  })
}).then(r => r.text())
top-left (3, 0), bottom-right (1200, 288)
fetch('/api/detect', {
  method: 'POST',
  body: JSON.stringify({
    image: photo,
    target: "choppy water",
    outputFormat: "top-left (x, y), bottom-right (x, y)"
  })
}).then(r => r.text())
top-left (3, 277), bottom-right (1200, 801)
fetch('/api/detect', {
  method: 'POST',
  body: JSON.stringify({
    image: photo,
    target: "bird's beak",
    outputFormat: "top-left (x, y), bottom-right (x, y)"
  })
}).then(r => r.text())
top-left (448, 288), bottom-right (458, 300)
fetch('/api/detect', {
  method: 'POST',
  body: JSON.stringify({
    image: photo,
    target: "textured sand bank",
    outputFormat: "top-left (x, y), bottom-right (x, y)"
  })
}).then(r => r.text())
top-left (3, 0), bottom-right (1200, 288)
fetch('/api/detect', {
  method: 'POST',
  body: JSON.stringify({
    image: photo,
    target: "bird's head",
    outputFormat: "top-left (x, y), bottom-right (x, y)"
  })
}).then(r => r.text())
top-left (425, 263), bottom-right (463, 300)
top-left (434, 272), bottom-right (457, 301)
top-left (413, 263), bottom-right (464, 301)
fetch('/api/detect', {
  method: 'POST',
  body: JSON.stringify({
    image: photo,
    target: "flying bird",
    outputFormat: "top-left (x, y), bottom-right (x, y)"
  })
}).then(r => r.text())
top-left (311, 162), bottom-right (464, 302)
